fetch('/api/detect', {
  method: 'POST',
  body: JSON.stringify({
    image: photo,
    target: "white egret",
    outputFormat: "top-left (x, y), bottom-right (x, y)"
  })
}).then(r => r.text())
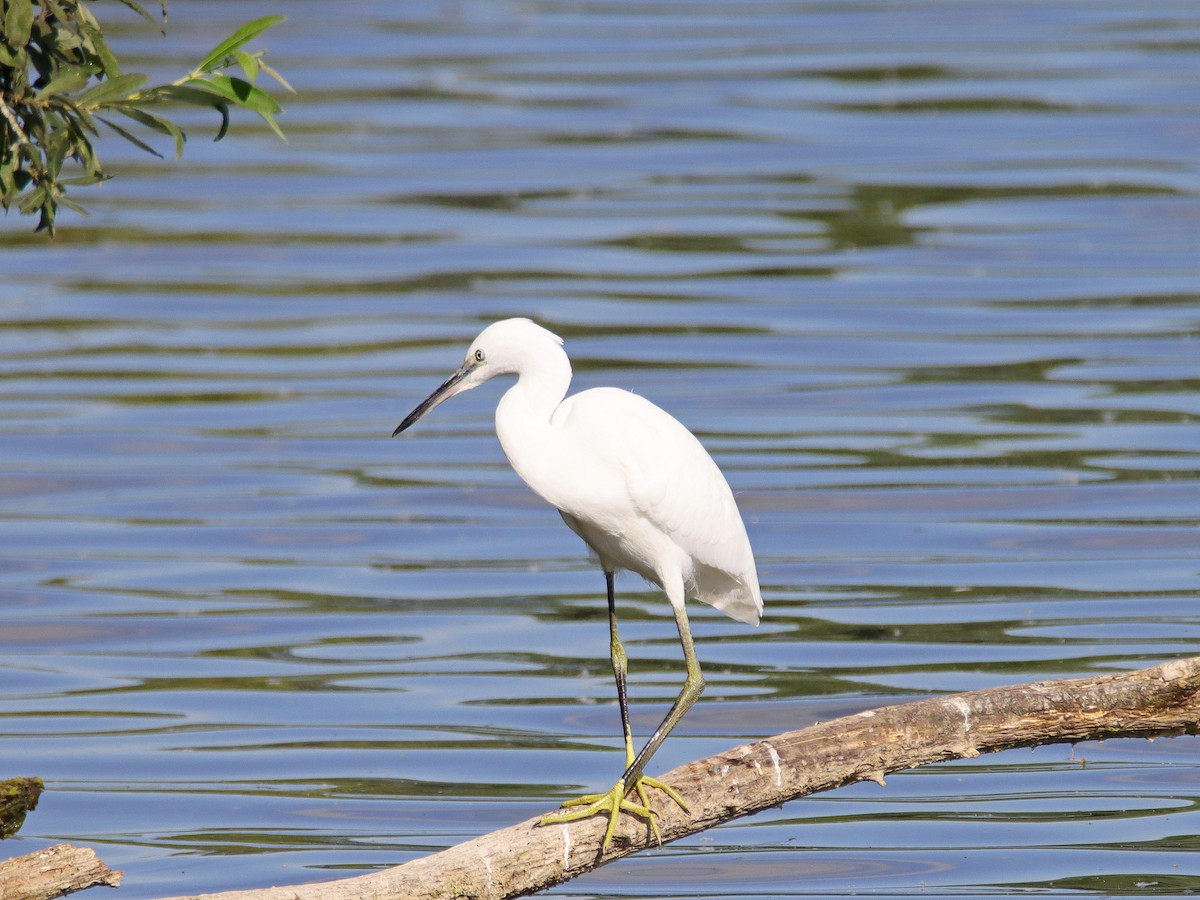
top-left (393, 318), bottom-right (762, 847)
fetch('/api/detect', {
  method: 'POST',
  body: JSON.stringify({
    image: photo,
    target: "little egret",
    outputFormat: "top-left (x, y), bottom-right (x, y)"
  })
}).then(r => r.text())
top-left (393, 318), bottom-right (762, 847)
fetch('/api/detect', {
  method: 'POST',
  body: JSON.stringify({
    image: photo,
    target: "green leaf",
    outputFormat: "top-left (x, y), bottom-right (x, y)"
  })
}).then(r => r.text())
top-left (75, 72), bottom-right (147, 107)
top-left (18, 183), bottom-right (45, 214)
top-left (258, 60), bottom-right (295, 94)
top-left (189, 74), bottom-right (281, 115)
top-left (61, 96), bottom-right (99, 135)
top-left (48, 26), bottom-right (84, 55)
top-left (113, 0), bottom-right (163, 29)
top-left (113, 105), bottom-right (185, 158)
top-left (232, 49), bottom-right (258, 83)
top-left (196, 15), bottom-right (284, 74)
top-left (0, 154), bottom-right (21, 202)
top-left (37, 207), bottom-right (57, 236)
top-left (148, 83), bottom-right (226, 109)
top-left (4, 0), bottom-right (34, 49)
top-left (45, 126), bottom-right (73, 177)
top-left (34, 65), bottom-right (99, 100)
top-left (73, 0), bottom-right (100, 32)
top-left (71, 128), bottom-right (101, 176)
top-left (77, 20), bottom-right (123, 77)
top-left (148, 84), bottom-right (231, 141)
top-left (189, 75), bottom-right (286, 142)
top-left (96, 114), bottom-right (163, 159)
top-left (56, 191), bottom-right (90, 215)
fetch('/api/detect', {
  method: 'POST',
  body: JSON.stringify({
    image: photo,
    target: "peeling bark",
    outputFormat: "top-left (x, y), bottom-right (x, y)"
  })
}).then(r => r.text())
top-left (0, 843), bottom-right (122, 900)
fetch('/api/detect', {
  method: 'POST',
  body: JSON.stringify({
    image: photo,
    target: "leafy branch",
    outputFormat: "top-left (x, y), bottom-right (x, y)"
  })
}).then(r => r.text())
top-left (0, 0), bottom-right (291, 235)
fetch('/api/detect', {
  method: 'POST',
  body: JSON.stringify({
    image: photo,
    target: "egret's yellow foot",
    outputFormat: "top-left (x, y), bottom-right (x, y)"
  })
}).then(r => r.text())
top-left (540, 775), bottom-right (688, 848)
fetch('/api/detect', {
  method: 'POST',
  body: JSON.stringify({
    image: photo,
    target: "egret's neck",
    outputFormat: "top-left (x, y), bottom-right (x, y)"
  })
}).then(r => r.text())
top-left (507, 347), bottom-right (572, 421)
top-left (494, 345), bottom-right (572, 500)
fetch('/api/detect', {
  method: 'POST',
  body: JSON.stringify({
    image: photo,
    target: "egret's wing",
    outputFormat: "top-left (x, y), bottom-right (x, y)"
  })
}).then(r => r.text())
top-left (556, 388), bottom-right (762, 624)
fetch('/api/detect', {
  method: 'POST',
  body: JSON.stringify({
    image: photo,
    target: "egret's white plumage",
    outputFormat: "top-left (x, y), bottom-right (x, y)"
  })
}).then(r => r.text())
top-left (547, 387), bottom-right (761, 625)
top-left (394, 317), bottom-right (762, 846)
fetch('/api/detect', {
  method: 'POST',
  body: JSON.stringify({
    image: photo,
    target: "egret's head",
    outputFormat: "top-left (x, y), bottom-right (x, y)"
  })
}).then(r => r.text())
top-left (392, 318), bottom-right (564, 436)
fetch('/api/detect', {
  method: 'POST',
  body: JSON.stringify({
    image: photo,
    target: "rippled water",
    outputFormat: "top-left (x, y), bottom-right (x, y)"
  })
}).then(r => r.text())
top-left (3, 1), bottom-right (1200, 897)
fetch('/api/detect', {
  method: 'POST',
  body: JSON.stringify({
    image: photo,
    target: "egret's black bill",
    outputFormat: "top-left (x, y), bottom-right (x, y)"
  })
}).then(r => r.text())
top-left (392, 363), bottom-right (472, 436)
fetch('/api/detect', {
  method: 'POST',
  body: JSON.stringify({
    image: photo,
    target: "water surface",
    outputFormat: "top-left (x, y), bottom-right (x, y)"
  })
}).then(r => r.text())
top-left (2, 1), bottom-right (1199, 897)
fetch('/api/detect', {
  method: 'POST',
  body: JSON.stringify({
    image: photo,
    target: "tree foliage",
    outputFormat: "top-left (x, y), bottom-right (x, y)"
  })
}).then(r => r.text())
top-left (0, 0), bottom-right (290, 234)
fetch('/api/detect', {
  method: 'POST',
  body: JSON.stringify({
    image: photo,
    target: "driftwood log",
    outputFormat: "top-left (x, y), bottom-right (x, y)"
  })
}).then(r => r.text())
top-left (0, 843), bottom-right (121, 900)
top-left (149, 656), bottom-right (1200, 900)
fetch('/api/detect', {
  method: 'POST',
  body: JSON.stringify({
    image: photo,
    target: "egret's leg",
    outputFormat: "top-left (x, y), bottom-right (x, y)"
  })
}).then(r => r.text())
top-left (540, 575), bottom-right (697, 848)
top-left (621, 595), bottom-right (703, 794)
top-left (603, 571), bottom-right (637, 765)
top-left (603, 572), bottom-right (685, 837)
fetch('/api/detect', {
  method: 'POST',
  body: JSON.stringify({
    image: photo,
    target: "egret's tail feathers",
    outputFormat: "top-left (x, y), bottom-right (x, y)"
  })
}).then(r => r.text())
top-left (691, 564), bottom-right (763, 626)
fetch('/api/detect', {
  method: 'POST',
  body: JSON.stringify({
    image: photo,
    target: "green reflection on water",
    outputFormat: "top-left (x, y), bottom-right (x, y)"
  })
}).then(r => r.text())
top-left (793, 180), bottom-right (1177, 250)
top-left (1017, 873), bottom-right (1200, 894)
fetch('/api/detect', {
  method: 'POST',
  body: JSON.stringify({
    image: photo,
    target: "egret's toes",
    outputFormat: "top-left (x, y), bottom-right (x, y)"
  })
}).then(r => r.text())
top-left (635, 774), bottom-right (688, 814)
top-left (539, 776), bottom-right (685, 849)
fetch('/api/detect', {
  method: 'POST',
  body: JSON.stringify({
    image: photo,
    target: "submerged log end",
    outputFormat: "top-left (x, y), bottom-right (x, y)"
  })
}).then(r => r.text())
top-left (0, 778), bottom-right (43, 840)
